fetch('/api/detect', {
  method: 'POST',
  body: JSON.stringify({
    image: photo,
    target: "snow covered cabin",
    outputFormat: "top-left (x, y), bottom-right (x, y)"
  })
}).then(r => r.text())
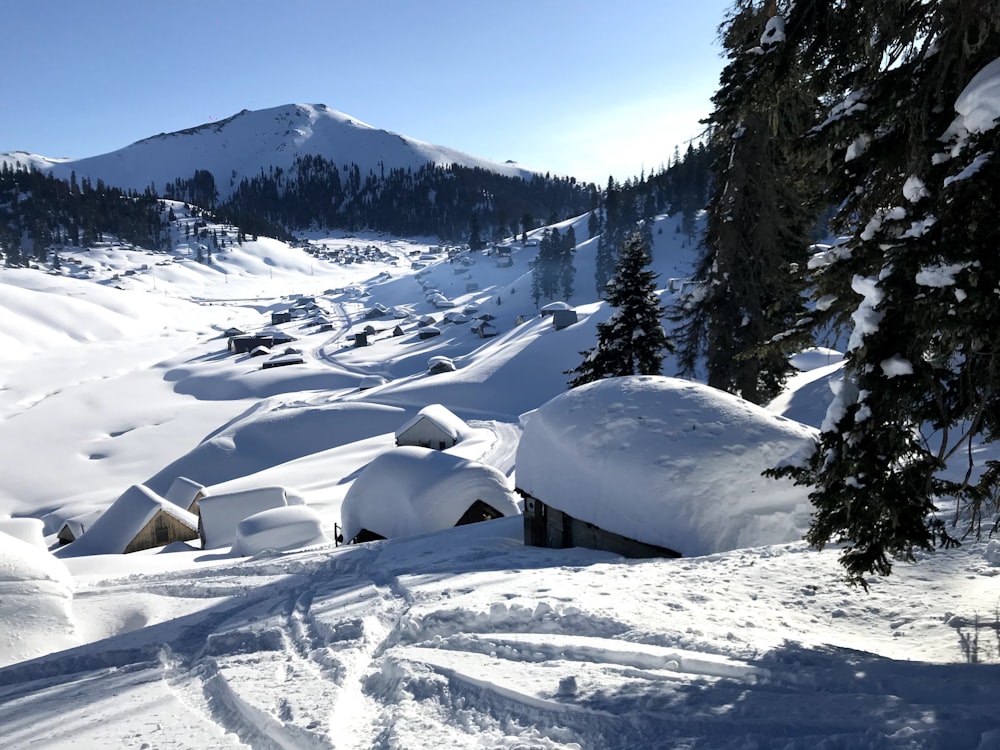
top-left (516, 376), bottom-right (817, 559)
top-left (197, 486), bottom-right (299, 550)
top-left (394, 403), bottom-right (467, 450)
top-left (55, 485), bottom-right (199, 557)
top-left (551, 308), bottom-right (578, 330)
top-left (164, 476), bottom-right (207, 515)
top-left (56, 509), bottom-right (104, 545)
top-left (339, 446), bottom-right (520, 544)
top-left (540, 300), bottom-right (572, 317)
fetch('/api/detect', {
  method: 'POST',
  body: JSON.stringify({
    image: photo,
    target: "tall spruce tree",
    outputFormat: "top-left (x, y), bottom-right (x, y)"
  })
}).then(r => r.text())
top-left (672, 0), bottom-right (819, 405)
top-left (560, 225), bottom-right (577, 299)
top-left (568, 233), bottom-right (673, 387)
top-left (770, 0), bottom-right (1000, 584)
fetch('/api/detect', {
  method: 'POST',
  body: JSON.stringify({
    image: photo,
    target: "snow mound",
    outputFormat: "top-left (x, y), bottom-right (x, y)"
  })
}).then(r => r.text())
top-left (789, 347), bottom-right (844, 372)
top-left (340, 446), bottom-right (520, 543)
top-left (0, 517), bottom-right (46, 548)
top-left (231, 505), bottom-right (330, 556)
top-left (516, 376), bottom-right (818, 557)
top-left (0, 532), bottom-right (80, 667)
top-left (985, 539), bottom-right (1000, 566)
top-left (954, 56), bottom-right (1000, 134)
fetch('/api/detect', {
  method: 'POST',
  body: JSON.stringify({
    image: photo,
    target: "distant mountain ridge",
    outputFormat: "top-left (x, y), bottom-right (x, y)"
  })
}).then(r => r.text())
top-left (1, 103), bottom-right (537, 200)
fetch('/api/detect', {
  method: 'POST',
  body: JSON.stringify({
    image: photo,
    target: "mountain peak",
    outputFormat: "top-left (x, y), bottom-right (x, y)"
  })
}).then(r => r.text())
top-left (29, 103), bottom-right (535, 199)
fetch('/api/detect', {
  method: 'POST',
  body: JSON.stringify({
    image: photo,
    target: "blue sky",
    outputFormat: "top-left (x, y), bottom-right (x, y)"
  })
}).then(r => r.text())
top-left (1, 0), bottom-right (731, 185)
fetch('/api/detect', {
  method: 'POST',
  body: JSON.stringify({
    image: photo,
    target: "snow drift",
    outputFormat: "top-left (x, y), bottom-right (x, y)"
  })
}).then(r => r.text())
top-left (0, 532), bottom-right (80, 666)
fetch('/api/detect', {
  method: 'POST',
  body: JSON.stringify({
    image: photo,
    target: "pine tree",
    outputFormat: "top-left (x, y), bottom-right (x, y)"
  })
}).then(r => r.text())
top-left (769, 0), bottom-right (1000, 584)
top-left (468, 212), bottom-right (484, 251)
top-left (560, 225), bottom-right (577, 299)
top-left (568, 233), bottom-right (673, 388)
top-left (672, 0), bottom-right (818, 405)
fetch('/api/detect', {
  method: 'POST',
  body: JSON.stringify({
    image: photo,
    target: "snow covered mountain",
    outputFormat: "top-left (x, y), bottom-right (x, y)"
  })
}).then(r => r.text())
top-left (0, 103), bottom-right (536, 199)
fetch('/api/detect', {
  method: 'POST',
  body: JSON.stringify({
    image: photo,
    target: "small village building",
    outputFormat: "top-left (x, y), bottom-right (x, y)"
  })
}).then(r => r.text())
top-left (417, 326), bottom-right (441, 340)
top-left (56, 509), bottom-right (104, 545)
top-left (223, 327), bottom-right (245, 338)
top-left (477, 323), bottom-right (498, 338)
top-left (339, 446), bottom-right (520, 544)
top-left (515, 376), bottom-right (816, 559)
top-left (55, 485), bottom-right (199, 556)
top-left (358, 375), bottom-right (388, 390)
top-left (427, 356), bottom-right (457, 374)
top-left (197, 486), bottom-right (298, 549)
top-left (551, 309), bottom-right (578, 330)
top-left (262, 351), bottom-right (305, 369)
top-left (271, 311), bottom-right (292, 325)
top-left (229, 332), bottom-right (296, 354)
top-left (164, 476), bottom-right (207, 515)
top-left (417, 315), bottom-right (437, 327)
top-left (496, 255), bottom-right (513, 268)
top-left (540, 301), bottom-right (572, 317)
top-left (395, 403), bottom-right (467, 450)
top-left (364, 304), bottom-right (389, 319)
top-left (354, 331), bottom-right (369, 347)
top-left (392, 324), bottom-right (405, 337)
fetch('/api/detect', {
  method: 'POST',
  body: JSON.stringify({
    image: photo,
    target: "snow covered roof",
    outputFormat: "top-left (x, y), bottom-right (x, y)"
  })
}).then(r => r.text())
top-left (359, 375), bottom-right (388, 390)
top-left (516, 376), bottom-right (818, 557)
top-left (59, 509), bottom-right (104, 541)
top-left (394, 403), bottom-right (468, 441)
top-left (164, 476), bottom-right (205, 510)
top-left (54, 485), bottom-right (199, 557)
top-left (340, 446), bottom-right (520, 542)
top-left (231, 505), bottom-right (330, 556)
top-left (198, 486), bottom-right (295, 549)
top-left (540, 301), bottom-right (572, 313)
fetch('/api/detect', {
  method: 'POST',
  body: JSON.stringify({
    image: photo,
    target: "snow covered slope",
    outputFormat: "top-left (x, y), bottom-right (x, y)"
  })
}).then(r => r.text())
top-left (2, 210), bottom-right (999, 748)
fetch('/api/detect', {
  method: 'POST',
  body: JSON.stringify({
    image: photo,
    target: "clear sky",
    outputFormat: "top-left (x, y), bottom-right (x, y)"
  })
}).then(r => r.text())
top-left (0, 0), bottom-right (731, 185)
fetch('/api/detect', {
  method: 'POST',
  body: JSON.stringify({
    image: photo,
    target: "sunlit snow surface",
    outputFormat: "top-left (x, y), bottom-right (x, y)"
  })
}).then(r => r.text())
top-left (1, 212), bottom-right (998, 748)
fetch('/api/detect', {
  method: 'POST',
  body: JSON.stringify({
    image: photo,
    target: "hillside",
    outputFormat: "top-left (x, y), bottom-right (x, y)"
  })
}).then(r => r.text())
top-left (0, 215), bottom-right (998, 748)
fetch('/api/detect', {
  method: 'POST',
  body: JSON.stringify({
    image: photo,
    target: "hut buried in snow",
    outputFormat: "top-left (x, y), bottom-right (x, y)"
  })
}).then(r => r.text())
top-left (516, 376), bottom-right (817, 558)
top-left (198, 486), bottom-right (301, 549)
top-left (164, 476), bottom-right (206, 515)
top-left (395, 403), bottom-right (468, 450)
top-left (339, 446), bottom-right (520, 544)
top-left (57, 509), bottom-right (103, 546)
top-left (54, 485), bottom-right (199, 557)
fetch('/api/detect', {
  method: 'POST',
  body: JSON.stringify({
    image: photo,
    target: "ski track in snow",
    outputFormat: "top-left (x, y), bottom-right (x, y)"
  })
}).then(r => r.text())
top-left (4, 533), bottom-right (998, 749)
